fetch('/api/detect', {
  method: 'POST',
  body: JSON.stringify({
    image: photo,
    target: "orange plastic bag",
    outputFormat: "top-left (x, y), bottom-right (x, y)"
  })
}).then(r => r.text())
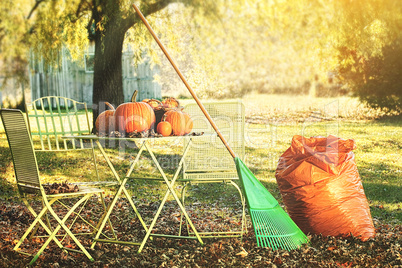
top-left (275, 135), bottom-right (375, 240)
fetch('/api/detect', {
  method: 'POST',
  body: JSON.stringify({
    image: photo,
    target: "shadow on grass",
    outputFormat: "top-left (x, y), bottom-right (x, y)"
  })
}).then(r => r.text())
top-left (373, 113), bottom-right (402, 123)
top-left (0, 143), bottom-right (17, 199)
top-left (0, 176), bottom-right (17, 199)
top-left (370, 204), bottom-right (402, 223)
top-left (359, 161), bottom-right (401, 192)
top-left (364, 182), bottom-right (402, 223)
top-left (364, 183), bottom-right (402, 203)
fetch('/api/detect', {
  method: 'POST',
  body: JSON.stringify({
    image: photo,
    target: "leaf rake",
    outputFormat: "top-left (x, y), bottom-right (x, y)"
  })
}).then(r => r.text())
top-left (235, 157), bottom-right (309, 249)
top-left (132, 3), bottom-right (309, 251)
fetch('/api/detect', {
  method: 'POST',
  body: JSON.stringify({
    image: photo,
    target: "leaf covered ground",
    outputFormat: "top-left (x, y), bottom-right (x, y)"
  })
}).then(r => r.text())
top-left (0, 196), bottom-right (400, 267)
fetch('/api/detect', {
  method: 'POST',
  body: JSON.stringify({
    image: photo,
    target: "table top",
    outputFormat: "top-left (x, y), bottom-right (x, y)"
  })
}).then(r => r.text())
top-left (61, 133), bottom-right (212, 141)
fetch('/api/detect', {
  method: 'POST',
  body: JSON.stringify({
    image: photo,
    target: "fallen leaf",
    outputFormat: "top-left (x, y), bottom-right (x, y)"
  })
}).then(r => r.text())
top-left (236, 247), bottom-right (248, 258)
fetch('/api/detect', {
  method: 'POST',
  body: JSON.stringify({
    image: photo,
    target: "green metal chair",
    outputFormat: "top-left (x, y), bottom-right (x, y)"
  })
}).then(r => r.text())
top-left (179, 100), bottom-right (247, 238)
top-left (0, 108), bottom-right (110, 265)
top-left (25, 96), bottom-right (117, 186)
top-left (183, 100), bottom-right (245, 179)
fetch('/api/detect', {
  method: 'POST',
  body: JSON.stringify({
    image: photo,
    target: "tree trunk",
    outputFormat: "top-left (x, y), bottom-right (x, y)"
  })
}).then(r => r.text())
top-left (92, 22), bottom-right (126, 127)
top-left (90, 0), bottom-right (176, 128)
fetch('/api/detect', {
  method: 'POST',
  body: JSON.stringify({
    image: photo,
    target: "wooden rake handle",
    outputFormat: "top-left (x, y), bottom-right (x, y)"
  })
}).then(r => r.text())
top-left (132, 3), bottom-right (236, 158)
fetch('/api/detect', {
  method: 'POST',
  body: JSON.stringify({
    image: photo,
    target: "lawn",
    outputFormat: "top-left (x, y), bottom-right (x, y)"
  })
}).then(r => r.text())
top-left (0, 93), bottom-right (401, 267)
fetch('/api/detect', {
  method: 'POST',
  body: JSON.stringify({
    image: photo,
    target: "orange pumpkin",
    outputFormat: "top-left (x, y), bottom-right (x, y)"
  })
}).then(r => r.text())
top-left (157, 121), bottom-right (172, 137)
top-left (114, 90), bottom-right (156, 133)
top-left (142, 99), bottom-right (163, 111)
top-left (95, 102), bottom-right (115, 134)
top-left (183, 112), bottom-right (193, 134)
top-left (165, 109), bottom-right (193, 136)
top-left (162, 97), bottom-right (180, 109)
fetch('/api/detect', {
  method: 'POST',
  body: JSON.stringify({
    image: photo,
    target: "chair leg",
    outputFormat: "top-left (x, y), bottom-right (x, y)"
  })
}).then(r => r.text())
top-left (57, 196), bottom-right (91, 242)
top-left (229, 180), bottom-right (248, 238)
top-left (29, 194), bottom-right (95, 265)
top-left (14, 198), bottom-right (64, 252)
top-left (91, 183), bottom-right (125, 249)
top-left (29, 199), bottom-right (54, 239)
top-left (54, 194), bottom-right (110, 239)
top-left (93, 192), bottom-right (117, 239)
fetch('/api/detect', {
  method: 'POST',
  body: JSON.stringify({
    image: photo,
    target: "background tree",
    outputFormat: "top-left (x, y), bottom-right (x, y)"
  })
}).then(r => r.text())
top-left (332, 0), bottom-right (402, 113)
top-left (1, 0), bottom-right (400, 125)
top-left (0, 0), bottom-right (223, 125)
top-left (0, 0), bottom-right (32, 85)
top-left (187, 0), bottom-right (402, 112)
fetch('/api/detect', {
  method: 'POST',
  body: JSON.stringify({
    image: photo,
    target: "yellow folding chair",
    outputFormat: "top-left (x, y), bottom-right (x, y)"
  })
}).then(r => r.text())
top-left (0, 109), bottom-right (108, 265)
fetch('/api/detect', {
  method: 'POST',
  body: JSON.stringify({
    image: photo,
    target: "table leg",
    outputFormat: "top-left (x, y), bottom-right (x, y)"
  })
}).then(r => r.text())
top-left (137, 139), bottom-right (203, 253)
top-left (95, 140), bottom-right (122, 184)
top-left (91, 141), bottom-right (149, 248)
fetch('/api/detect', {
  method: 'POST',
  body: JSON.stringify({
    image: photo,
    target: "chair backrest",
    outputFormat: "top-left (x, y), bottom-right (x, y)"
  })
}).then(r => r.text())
top-left (183, 100), bottom-right (245, 173)
top-left (25, 96), bottom-right (92, 151)
top-left (0, 109), bottom-right (41, 193)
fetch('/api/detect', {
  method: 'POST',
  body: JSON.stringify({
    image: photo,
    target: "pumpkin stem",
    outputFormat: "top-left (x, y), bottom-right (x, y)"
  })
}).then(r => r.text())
top-left (131, 90), bottom-right (138, 102)
top-left (104, 102), bottom-right (115, 110)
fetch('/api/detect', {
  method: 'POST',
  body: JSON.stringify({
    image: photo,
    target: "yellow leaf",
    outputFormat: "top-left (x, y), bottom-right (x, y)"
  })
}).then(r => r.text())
top-left (236, 247), bottom-right (248, 258)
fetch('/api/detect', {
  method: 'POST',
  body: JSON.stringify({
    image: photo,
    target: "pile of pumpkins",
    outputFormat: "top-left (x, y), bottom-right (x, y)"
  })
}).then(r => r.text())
top-left (95, 90), bottom-right (193, 137)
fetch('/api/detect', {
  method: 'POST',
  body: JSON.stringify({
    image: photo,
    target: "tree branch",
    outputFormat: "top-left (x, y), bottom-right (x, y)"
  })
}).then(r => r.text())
top-left (27, 0), bottom-right (44, 19)
top-left (121, 0), bottom-right (180, 32)
top-left (74, 0), bottom-right (92, 21)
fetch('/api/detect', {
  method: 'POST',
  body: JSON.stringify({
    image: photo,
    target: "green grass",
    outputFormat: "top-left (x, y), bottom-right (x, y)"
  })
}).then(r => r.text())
top-left (0, 94), bottom-right (401, 224)
top-left (341, 119), bottom-right (401, 224)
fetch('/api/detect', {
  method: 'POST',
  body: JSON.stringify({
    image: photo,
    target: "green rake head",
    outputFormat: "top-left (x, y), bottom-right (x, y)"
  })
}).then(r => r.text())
top-left (250, 206), bottom-right (309, 249)
top-left (235, 157), bottom-right (309, 250)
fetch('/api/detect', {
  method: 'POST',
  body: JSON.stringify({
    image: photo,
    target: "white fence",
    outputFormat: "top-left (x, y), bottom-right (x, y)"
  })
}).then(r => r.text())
top-left (28, 46), bottom-right (161, 105)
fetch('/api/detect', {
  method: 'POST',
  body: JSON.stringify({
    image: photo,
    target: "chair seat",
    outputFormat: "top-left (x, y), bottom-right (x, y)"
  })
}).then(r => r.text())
top-left (73, 181), bottom-right (119, 186)
top-left (47, 185), bottom-right (104, 197)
